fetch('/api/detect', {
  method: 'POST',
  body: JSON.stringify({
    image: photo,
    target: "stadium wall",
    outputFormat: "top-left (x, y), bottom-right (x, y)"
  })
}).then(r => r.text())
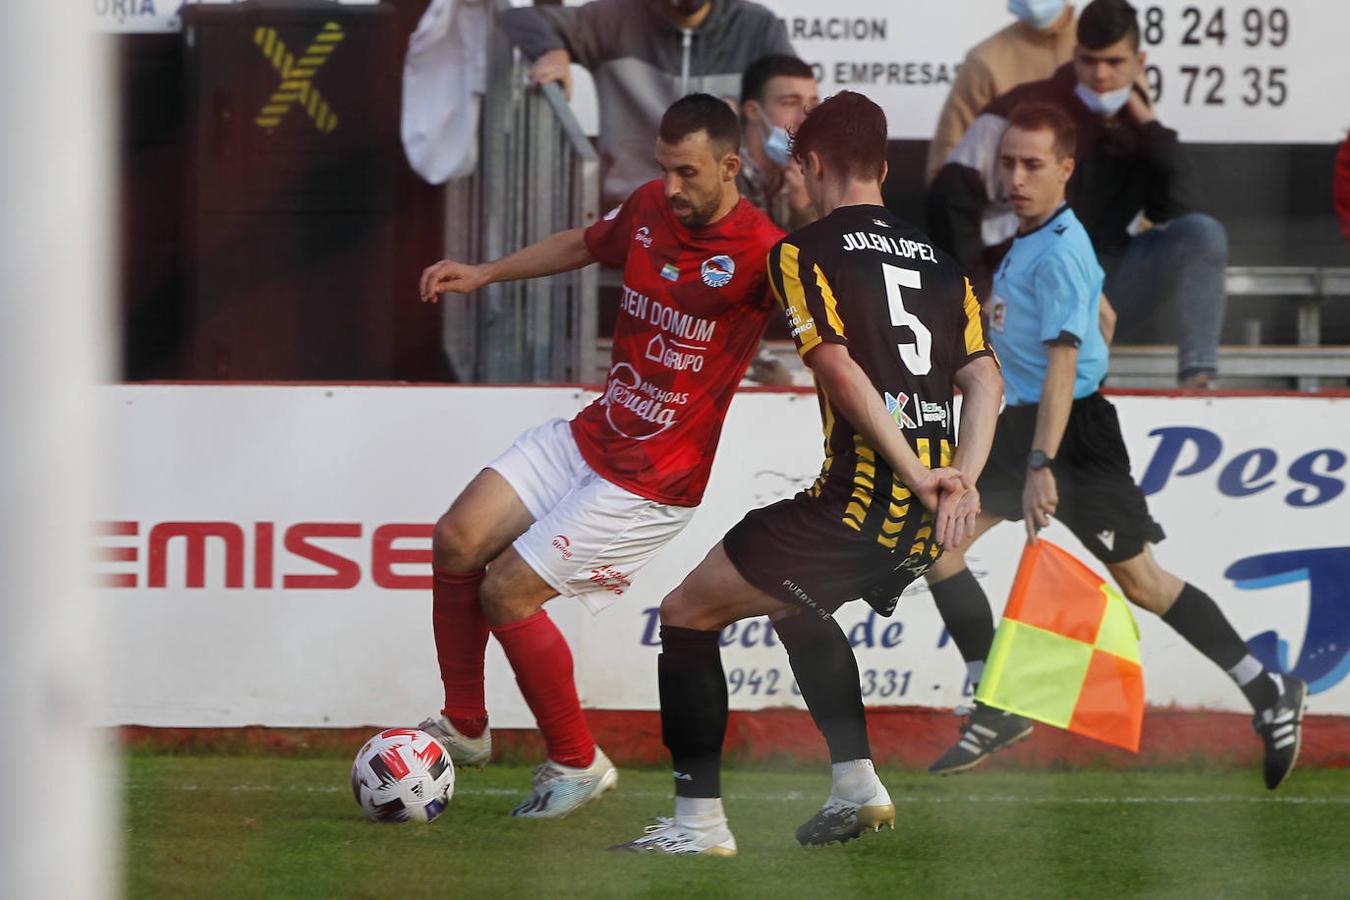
top-left (100, 385), bottom-right (1350, 765)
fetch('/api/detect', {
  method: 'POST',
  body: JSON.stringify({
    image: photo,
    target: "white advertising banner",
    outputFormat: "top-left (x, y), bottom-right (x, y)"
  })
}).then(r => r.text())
top-left (556, 0), bottom-right (1348, 144)
top-left (103, 1), bottom-right (1348, 143)
top-left (97, 385), bottom-right (1350, 728)
top-left (770, 0), bottom-right (1349, 144)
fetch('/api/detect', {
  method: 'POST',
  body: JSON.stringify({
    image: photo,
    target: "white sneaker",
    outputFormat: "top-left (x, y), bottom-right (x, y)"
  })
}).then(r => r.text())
top-left (417, 715), bottom-right (491, 768)
top-left (610, 817), bottom-right (738, 856)
top-left (510, 746), bottom-right (618, 819)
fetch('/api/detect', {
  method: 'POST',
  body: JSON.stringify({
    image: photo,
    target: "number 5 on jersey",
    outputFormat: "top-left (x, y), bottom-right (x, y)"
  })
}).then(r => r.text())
top-left (883, 263), bottom-right (932, 375)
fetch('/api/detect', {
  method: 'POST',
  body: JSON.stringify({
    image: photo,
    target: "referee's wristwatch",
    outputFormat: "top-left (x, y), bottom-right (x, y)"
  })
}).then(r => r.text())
top-left (1027, 449), bottom-right (1055, 472)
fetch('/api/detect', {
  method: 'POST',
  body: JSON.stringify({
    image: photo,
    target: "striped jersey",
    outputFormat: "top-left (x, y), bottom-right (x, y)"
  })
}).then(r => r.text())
top-left (766, 203), bottom-right (994, 555)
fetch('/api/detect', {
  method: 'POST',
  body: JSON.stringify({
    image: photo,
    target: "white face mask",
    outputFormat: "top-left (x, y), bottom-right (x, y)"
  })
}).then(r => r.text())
top-left (763, 125), bottom-right (792, 167)
top-left (1075, 82), bottom-right (1133, 116)
top-left (1007, 0), bottom-right (1067, 30)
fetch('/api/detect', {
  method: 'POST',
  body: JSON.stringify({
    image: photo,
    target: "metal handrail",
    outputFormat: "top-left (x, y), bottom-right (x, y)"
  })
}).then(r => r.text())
top-left (1225, 266), bottom-right (1350, 297)
top-left (538, 81), bottom-right (599, 164)
top-left (439, 1), bottom-right (600, 384)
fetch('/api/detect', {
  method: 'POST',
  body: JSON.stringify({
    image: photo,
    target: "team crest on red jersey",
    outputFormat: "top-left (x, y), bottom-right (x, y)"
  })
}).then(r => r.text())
top-left (700, 255), bottom-right (735, 288)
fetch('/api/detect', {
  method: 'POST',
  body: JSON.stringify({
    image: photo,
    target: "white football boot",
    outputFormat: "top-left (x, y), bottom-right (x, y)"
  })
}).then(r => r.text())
top-left (417, 715), bottom-right (492, 768)
top-left (510, 746), bottom-right (619, 819)
top-left (610, 817), bottom-right (739, 857)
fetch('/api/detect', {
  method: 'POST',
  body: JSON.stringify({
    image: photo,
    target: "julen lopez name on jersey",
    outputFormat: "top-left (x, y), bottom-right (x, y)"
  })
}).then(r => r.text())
top-left (843, 230), bottom-right (938, 263)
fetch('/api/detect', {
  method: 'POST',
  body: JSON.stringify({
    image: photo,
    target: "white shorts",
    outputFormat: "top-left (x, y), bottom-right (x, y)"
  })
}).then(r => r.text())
top-left (488, 418), bottom-right (697, 614)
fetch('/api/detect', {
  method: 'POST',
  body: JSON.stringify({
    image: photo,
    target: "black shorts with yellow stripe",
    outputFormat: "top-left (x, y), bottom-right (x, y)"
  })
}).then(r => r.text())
top-left (723, 442), bottom-right (945, 618)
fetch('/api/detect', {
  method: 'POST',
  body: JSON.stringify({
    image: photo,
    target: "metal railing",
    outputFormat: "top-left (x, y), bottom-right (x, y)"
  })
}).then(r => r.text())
top-left (440, 0), bottom-right (600, 383)
top-left (1107, 266), bottom-right (1350, 391)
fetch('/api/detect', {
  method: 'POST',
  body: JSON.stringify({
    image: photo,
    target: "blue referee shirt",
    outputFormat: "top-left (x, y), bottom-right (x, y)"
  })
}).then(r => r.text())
top-left (988, 205), bottom-right (1108, 406)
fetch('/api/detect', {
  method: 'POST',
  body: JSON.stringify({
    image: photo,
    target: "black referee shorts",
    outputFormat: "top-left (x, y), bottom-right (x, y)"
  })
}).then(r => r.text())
top-left (722, 491), bottom-right (935, 618)
top-left (979, 391), bottom-right (1165, 564)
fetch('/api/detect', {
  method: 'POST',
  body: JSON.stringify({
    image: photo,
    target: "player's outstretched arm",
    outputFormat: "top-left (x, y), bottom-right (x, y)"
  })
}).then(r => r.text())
top-left (419, 227), bottom-right (595, 303)
top-left (804, 343), bottom-right (971, 547)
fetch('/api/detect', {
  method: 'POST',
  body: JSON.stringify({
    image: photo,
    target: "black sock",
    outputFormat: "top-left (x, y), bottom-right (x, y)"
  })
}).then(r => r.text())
top-left (658, 625), bottom-right (728, 798)
top-left (774, 613), bottom-right (871, 763)
top-left (1161, 583), bottom-right (1278, 711)
top-left (930, 568), bottom-right (995, 681)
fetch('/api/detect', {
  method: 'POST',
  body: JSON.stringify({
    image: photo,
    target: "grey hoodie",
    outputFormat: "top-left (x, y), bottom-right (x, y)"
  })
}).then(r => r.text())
top-left (500, 0), bottom-right (793, 209)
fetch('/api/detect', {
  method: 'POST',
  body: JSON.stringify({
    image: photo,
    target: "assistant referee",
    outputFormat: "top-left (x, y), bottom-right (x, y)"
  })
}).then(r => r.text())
top-left (922, 101), bottom-right (1305, 790)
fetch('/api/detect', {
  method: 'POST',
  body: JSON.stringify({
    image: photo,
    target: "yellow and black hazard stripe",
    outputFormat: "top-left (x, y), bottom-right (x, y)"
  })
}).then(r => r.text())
top-left (253, 21), bottom-right (345, 134)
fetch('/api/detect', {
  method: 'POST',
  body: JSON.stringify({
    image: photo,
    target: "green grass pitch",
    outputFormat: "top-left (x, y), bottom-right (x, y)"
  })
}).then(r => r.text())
top-left (125, 754), bottom-right (1349, 898)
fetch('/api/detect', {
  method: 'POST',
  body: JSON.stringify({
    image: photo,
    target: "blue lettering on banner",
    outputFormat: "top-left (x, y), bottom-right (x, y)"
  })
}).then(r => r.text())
top-left (639, 608), bottom-right (780, 648)
top-left (1138, 426), bottom-right (1346, 508)
top-left (640, 607), bottom-right (660, 646)
top-left (94, 0), bottom-right (160, 23)
top-left (848, 611), bottom-right (904, 648)
top-left (639, 608), bottom-right (905, 649)
top-left (1226, 547), bottom-right (1350, 695)
top-left (1217, 448), bottom-right (1279, 497)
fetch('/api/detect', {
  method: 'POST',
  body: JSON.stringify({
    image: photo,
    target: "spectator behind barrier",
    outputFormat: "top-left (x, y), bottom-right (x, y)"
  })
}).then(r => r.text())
top-left (737, 55), bottom-right (820, 387)
top-left (925, 0), bottom-right (1077, 184)
top-left (1336, 130), bottom-right (1350, 245)
top-left (737, 54), bottom-right (820, 232)
top-left (499, 0), bottom-right (792, 210)
top-left (926, 0), bottom-right (1227, 388)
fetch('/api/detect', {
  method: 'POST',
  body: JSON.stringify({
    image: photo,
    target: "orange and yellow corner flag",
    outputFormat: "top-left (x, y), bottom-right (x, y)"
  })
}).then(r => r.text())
top-left (976, 539), bottom-right (1145, 752)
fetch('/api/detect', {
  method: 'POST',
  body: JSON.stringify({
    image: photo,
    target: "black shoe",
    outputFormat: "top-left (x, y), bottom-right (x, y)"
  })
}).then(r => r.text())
top-left (928, 702), bottom-right (1034, 775)
top-left (1253, 675), bottom-right (1307, 790)
top-left (795, 795), bottom-right (895, 847)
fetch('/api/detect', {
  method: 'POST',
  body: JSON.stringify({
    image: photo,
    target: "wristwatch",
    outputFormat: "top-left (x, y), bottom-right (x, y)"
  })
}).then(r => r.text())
top-left (1027, 449), bottom-right (1055, 471)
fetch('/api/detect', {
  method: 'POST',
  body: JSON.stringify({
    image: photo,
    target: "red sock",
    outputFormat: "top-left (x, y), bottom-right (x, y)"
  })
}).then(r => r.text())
top-left (432, 568), bottom-right (489, 738)
top-left (492, 611), bottom-right (595, 768)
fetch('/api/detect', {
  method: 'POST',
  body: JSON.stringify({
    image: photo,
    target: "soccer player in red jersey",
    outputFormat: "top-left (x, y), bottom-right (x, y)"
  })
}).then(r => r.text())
top-left (417, 94), bottom-right (784, 818)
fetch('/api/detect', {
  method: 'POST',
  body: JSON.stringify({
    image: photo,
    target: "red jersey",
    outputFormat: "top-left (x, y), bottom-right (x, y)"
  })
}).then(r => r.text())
top-left (573, 180), bottom-right (782, 506)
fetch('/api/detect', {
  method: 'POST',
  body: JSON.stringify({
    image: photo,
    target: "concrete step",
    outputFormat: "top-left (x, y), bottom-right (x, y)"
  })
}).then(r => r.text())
top-left (1108, 344), bottom-right (1350, 390)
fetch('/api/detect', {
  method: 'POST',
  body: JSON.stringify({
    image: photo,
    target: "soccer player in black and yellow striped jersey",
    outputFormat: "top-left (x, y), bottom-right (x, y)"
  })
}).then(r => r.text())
top-left (766, 186), bottom-right (996, 572)
top-left (613, 91), bottom-right (1004, 856)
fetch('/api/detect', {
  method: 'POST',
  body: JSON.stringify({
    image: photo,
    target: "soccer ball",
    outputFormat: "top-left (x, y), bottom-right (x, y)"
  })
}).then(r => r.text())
top-left (351, 728), bottom-right (455, 823)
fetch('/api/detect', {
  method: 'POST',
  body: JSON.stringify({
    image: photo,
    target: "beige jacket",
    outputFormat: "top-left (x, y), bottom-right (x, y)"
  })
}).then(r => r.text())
top-left (925, 13), bottom-right (1077, 183)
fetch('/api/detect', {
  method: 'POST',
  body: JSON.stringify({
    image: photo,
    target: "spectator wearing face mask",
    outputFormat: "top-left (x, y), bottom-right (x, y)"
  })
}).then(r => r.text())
top-left (737, 54), bottom-right (821, 232)
top-left (500, 0), bottom-right (793, 211)
top-left (735, 54), bottom-right (822, 387)
top-left (927, 0), bottom-right (1227, 388)
top-left (926, 0), bottom-right (1078, 184)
